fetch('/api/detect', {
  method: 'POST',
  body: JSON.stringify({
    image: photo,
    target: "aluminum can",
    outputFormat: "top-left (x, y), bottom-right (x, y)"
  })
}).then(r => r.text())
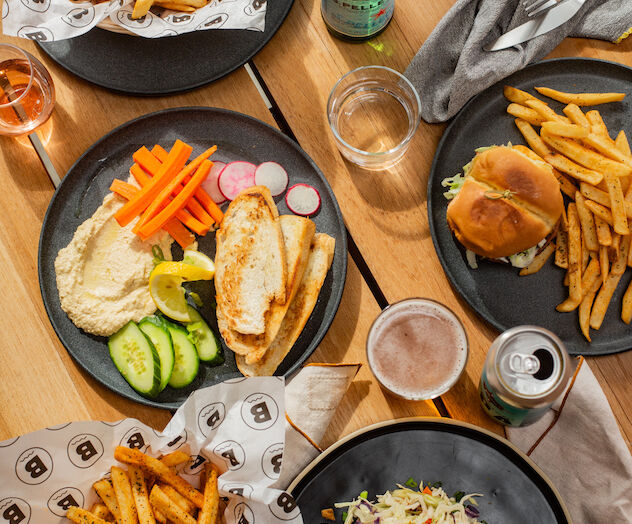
top-left (321, 0), bottom-right (394, 41)
top-left (479, 326), bottom-right (572, 427)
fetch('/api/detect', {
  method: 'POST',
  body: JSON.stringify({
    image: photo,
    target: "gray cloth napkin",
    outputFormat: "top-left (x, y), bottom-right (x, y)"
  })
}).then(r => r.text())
top-left (507, 358), bottom-right (632, 523)
top-left (405, 0), bottom-right (632, 123)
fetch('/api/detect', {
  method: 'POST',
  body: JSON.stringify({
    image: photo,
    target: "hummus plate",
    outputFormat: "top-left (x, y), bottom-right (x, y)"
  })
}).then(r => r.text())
top-left (38, 107), bottom-right (347, 409)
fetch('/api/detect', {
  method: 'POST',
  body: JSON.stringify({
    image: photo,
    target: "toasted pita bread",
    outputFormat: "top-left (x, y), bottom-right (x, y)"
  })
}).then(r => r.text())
top-left (236, 233), bottom-right (335, 376)
top-left (214, 186), bottom-right (286, 336)
top-left (220, 215), bottom-right (315, 359)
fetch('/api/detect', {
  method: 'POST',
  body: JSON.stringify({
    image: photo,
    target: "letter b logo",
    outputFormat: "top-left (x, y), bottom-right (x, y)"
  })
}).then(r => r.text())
top-left (0, 498), bottom-right (31, 523)
top-left (68, 434), bottom-right (104, 468)
top-left (15, 448), bottom-right (53, 485)
top-left (241, 393), bottom-right (278, 430)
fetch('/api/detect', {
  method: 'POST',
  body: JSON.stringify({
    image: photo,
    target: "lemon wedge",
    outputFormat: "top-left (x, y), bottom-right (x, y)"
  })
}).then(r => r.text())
top-left (182, 250), bottom-right (215, 274)
top-left (149, 262), bottom-right (213, 322)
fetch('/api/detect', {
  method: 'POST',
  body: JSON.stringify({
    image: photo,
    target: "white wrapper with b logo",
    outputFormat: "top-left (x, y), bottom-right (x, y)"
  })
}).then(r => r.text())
top-left (0, 377), bottom-right (302, 524)
top-left (2, 0), bottom-right (266, 42)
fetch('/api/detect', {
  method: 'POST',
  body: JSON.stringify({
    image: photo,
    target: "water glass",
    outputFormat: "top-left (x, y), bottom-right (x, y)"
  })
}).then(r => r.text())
top-left (327, 65), bottom-right (421, 170)
top-left (0, 44), bottom-right (55, 137)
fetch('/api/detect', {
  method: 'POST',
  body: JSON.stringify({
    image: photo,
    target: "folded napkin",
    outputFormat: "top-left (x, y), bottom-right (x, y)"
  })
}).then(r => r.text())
top-left (405, 0), bottom-right (632, 123)
top-left (278, 363), bottom-right (361, 489)
top-left (507, 357), bottom-right (632, 523)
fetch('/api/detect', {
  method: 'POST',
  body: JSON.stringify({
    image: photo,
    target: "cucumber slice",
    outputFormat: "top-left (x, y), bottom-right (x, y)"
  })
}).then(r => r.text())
top-left (185, 305), bottom-right (224, 366)
top-left (164, 321), bottom-right (199, 389)
top-left (139, 316), bottom-right (174, 393)
top-left (108, 321), bottom-right (161, 398)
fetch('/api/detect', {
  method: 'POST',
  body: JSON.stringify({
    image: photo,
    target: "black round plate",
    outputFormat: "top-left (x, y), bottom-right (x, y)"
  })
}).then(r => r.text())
top-left (289, 418), bottom-right (571, 523)
top-left (38, 107), bottom-right (347, 409)
top-left (428, 58), bottom-right (632, 356)
top-left (37, 0), bottom-right (292, 95)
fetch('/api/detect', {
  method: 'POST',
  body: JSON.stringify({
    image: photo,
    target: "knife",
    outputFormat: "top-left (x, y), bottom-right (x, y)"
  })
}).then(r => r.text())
top-left (484, 0), bottom-right (586, 52)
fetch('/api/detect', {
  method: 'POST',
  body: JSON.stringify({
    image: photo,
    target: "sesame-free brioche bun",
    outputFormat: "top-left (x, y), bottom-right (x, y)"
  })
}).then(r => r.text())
top-left (446, 145), bottom-right (563, 259)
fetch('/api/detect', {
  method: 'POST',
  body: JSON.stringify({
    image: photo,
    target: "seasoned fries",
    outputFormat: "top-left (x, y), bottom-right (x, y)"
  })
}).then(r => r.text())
top-left (68, 447), bottom-right (222, 524)
top-left (128, 0), bottom-right (212, 18)
top-left (502, 84), bottom-right (632, 341)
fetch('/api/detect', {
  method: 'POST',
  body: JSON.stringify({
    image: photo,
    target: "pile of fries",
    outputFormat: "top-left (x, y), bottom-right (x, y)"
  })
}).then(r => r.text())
top-left (66, 447), bottom-right (220, 524)
top-left (504, 85), bottom-right (632, 342)
top-left (132, 0), bottom-right (213, 18)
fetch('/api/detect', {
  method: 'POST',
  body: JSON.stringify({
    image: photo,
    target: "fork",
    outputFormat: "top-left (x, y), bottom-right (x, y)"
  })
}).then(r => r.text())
top-left (522, 0), bottom-right (560, 17)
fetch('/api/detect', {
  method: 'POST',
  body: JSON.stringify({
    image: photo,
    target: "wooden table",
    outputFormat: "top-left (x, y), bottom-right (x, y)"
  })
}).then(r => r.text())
top-left (1, 0), bottom-right (631, 463)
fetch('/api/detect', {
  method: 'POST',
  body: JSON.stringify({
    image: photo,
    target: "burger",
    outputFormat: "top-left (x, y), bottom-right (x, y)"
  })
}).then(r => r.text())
top-left (443, 145), bottom-right (563, 267)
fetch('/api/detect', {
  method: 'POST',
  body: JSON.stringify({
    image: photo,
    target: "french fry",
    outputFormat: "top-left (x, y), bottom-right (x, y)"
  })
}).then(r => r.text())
top-left (149, 486), bottom-right (197, 524)
top-left (544, 153), bottom-right (603, 185)
top-left (506, 103), bottom-right (546, 126)
top-left (599, 245), bottom-right (609, 285)
top-left (621, 279), bottom-right (632, 324)
top-left (611, 234), bottom-right (630, 275)
top-left (567, 204), bottom-right (583, 303)
top-left (594, 215), bottom-right (612, 246)
top-left (132, 0), bottom-right (154, 18)
top-left (585, 110), bottom-right (610, 137)
top-left (579, 279), bottom-right (602, 341)
top-left (93, 479), bottom-right (122, 522)
top-left (115, 447), bottom-right (204, 508)
top-left (66, 507), bottom-right (110, 524)
top-left (111, 466), bottom-right (138, 524)
top-left (557, 257), bottom-right (600, 312)
top-left (584, 199), bottom-right (614, 227)
top-left (160, 451), bottom-right (191, 468)
top-left (603, 172), bottom-right (629, 235)
top-left (520, 242), bottom-right (556, 276)
top-left (555, 229), bottom-right (569, 268)
top-left (575, 192), bottom-right (599, 251)
top-left (540, 131), bottom-right (632, 178)
top-left (534, 87), bottom-right (625, 106)
top-left (589, 272), bottom-right (623, 329)
top-left (525, 99), bottom-right (566, 123)
top-left (610, 233), bottom-right (621, 262)
top-left (504, 85), bottom-right (539, 105)
top-left (579, 182), bottom-right (632, 220)
top-left (514, 119), bottom-right (552, 158)
top-left (562, 103), bottom-right (590, 128)
top-left (90, 503), bottom-right (113, 522)
top-left (552, 169), bottom-right (578, 199)
top-left (197, 463), bottom-right (220, 524)
top-left (128, 466), bottom-right (156, 524)
top-left (159, 484), bottom-right (197, 515)
top-left (564, 269), bottom-right (570, 286)
top-left (615, 130), bottom-right (632, 157)
top-left (541, 121), bottom-right (589, 139)
top-left (583, 133), bottom-right (632, 167)
top-left (153, 2), bottom-right (196, 11)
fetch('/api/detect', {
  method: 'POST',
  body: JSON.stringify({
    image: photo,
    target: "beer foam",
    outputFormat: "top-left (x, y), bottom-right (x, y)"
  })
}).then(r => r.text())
top-left (367, 299), bottom-right (468, 400)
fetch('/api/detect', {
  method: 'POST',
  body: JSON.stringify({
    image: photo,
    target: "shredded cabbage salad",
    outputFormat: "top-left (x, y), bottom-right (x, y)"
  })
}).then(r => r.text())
top-left (334, 482), bottom-right (485, 524)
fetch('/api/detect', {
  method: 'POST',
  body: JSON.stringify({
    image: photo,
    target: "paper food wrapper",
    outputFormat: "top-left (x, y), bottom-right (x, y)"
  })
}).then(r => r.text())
top-left (0, 377), bottom-right (302, 524)
top-left (1, 0), bottom-right (267, 41)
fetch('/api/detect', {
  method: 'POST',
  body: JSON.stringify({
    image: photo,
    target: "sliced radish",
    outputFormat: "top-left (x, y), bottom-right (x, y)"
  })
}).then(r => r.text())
top-left (201, 161), bottom-right (226, 204)
top-left (218, 161), bottom-right (256, 201)
top-left (286, 184), bottom-right (321, 216)
top-left (254, 161), bottom-right (289, 196)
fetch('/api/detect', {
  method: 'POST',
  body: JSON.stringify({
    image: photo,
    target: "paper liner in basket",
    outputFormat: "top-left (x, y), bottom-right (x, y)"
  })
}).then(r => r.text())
top-left (2, 0), bottom-right (266, 41)
top-left (0, 377), bottom-right (302, 524)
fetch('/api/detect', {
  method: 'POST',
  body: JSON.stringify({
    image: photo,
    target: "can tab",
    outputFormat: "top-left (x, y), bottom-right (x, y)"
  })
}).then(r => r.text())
top-left (507, 353), bottom-right (540, 375)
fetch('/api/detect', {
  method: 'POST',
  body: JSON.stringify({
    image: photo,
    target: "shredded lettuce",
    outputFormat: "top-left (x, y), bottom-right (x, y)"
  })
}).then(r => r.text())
top-left (441, 172), bottom-right (466, 200)
top-left (507, 239), bottom-right (547, 269)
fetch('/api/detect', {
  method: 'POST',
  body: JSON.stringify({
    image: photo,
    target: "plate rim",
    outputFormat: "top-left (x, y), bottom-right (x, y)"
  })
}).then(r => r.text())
top-left (37, 105), bottom-right (347, 409)
top-left (427, 56), bottom-right (632, 355)
top-left (287, 416), bottom-right (572, 523)
top-left (37, 0), bottom-right (295, 96)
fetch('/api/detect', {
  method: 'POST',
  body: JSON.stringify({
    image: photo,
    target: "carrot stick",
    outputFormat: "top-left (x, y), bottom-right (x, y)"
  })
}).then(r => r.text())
top-left (139, 160), bottom-right (212, 239)
top-left (152, 144), bottom-right (168, 162)
top-left (115, 140), bottom-right (192, 227)
top-left (134, 147), bottom-right (217, 231)
top-left (109, 179), bottom-right (196, 248)
top-left (133, 146), bottom-right (162, 176)
top-left (110, 179), bottom-right (208, 237)
top-left (130, 163), bottom-right (151, 186)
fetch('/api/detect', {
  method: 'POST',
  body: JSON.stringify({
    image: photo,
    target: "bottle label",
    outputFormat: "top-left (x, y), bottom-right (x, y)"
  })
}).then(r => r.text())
top-left (479, 370), bottom-right (549, 427)
top-left (321, 0), bottom-right (394, 38)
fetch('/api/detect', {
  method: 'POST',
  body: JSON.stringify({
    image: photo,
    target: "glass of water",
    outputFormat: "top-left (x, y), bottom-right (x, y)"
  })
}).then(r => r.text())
top-left (0, 44), bottom-right (55, 137)
top-left (327, 65), bottom-right (421, 170)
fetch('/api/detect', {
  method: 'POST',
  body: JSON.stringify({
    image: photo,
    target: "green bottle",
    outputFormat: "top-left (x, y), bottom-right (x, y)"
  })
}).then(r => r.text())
top-left (321, 0), bottom-right (394, 41)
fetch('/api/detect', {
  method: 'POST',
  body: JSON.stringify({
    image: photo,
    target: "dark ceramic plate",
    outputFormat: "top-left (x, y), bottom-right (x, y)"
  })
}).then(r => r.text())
top-left (428, 58), bottom-right (632, 356)
top-left (37, 0), bottom-right (293, 95)
top-left (289, 418), bottom-right (571, 523)
top-left (38, 107), bottom-right (347, 409)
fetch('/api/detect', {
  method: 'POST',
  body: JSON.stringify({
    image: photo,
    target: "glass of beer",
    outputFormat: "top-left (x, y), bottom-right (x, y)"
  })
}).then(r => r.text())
top-left (0, 44), bottom-right (55, 137)
top-left (366, 298), bottom-right (469, 400)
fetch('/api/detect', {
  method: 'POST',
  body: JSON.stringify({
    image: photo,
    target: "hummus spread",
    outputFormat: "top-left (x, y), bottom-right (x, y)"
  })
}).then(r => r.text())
top-left (55, 193), bottom-right (173, 337)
